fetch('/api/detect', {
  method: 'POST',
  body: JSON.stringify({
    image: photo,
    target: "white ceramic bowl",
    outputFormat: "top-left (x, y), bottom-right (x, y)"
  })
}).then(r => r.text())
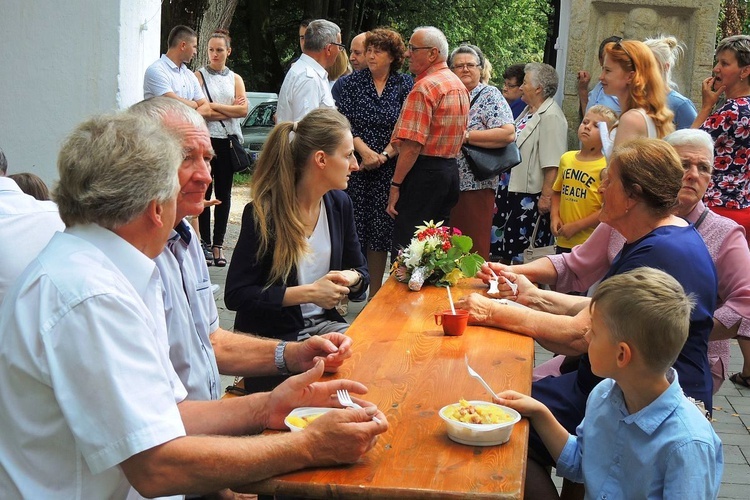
top-left (284, 407), bottom-right (334, 432)
top-left (439, 400), bottom-right (521, 446)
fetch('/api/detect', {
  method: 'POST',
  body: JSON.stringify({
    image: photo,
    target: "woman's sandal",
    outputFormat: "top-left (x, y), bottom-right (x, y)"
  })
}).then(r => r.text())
top-left (212, 245), bottom-right (227, 267)
top-left (729, 372), bottom-right (750, 388)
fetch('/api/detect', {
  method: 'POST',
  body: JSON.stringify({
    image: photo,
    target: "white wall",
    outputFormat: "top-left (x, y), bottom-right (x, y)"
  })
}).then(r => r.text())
top-left (0, 0), bottom-right (161, 184)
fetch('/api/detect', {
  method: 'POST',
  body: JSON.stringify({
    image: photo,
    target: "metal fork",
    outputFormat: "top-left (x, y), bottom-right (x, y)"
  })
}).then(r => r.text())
top-left (465, 354), bottom-right (498, 399)
top-left (336, 389), bottom-right (382, 424)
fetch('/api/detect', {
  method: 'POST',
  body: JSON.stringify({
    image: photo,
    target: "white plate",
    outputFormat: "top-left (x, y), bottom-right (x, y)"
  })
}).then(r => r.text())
top-left (284, 406), bottom-right (334, 432)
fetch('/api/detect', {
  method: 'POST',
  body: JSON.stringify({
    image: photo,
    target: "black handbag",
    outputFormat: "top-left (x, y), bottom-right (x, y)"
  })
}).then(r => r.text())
top-left (462, 87), bottom-right (522, 181)
top-left (462, 142), bottom-right (521, 181)
top-left (200, 70), bottom-right (251, 174)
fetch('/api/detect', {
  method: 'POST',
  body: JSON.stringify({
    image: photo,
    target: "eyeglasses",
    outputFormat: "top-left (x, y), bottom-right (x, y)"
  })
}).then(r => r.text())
top-left (328, 42), bottom-right (346, 50)
top-left (452, 63), bottom-right (480, 71)
top-left (503, 83), bottom-right (520, 89)
top-left (408, 44), bottom-right (434, 52)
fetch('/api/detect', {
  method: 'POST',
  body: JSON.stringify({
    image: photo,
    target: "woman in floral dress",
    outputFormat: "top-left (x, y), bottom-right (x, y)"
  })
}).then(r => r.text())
top-left (695, 34), bottom-right (750, 245)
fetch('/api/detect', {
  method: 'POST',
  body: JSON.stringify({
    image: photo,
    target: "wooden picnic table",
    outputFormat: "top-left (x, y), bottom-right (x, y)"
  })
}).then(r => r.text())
top-left (238, 276), bottom-right (534, 499)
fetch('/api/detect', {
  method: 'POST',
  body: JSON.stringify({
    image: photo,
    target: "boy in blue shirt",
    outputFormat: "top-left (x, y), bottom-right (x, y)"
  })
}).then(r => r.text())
top-left (497, 267), bottom-right (723, 499)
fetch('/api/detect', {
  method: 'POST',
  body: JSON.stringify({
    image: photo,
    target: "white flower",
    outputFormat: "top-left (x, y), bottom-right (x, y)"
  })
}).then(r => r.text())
top-left (404, 239), bottom-right (425, 268)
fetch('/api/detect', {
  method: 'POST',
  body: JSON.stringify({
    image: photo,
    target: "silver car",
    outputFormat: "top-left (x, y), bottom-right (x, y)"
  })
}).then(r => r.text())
top-left (241, 100), bottom-right (277, 164)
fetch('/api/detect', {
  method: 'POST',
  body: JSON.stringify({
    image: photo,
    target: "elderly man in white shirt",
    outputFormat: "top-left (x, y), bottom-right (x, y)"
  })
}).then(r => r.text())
top-left (130, 97), bottom-right (354, 403)
top-left (144, 25), bottom-right (210, 117)
top-left (0, 150), bottom-right (65, 303)
top-left (0, 112), bottom-right (387, 499)
top-left (276, 19), bottom-right (342, 122)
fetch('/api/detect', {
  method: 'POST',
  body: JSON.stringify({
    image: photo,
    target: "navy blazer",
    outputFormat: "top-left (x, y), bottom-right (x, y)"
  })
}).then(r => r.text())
top-left (225, 190), bottom-right (369, 340)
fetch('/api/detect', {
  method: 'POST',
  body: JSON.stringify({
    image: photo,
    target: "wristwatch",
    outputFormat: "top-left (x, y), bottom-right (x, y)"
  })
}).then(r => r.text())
top-left (274, 341), bottom-right (290, 375)
top-left (381, 150), bottom-right (390, 160)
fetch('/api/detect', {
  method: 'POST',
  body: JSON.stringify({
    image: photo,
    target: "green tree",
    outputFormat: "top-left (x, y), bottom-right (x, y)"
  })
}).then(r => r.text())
top-left (166, 0), bottom-right (552, 92)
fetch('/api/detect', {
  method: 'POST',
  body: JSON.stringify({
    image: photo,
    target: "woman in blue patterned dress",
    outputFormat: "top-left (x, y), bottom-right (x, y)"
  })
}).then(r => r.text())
top-left (448, 44), bottom-right (515, 259)
top-left (336, 28), bottom-right (413, 298)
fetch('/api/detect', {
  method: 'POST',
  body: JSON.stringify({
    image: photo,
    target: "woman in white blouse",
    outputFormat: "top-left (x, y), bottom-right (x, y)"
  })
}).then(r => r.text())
top-left (195, 29), bottom-right (248, 267)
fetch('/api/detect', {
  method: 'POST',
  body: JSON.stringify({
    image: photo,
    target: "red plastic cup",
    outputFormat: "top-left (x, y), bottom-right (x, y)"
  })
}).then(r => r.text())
top-left (434, 309), bottom-right (469, 336)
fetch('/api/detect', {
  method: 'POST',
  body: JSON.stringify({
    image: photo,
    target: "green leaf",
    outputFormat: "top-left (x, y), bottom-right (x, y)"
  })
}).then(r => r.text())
top-left (451, 235), bottom-right (473, 253)
top-left (446, 246), bottom-right (463, 260)
top-left (459, 254), bottom-right (486, 278)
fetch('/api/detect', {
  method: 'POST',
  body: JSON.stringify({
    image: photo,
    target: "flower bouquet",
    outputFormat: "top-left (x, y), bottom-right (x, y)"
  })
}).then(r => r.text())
top-left (391, 220), bottom-right (485, 291)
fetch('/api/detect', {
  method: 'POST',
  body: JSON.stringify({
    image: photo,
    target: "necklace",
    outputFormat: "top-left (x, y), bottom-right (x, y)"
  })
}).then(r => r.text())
top-left (206, 66), bottom-right (229, 76)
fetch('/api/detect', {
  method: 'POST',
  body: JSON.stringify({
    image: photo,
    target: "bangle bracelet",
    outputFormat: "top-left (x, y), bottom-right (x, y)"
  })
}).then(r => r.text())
top-left (274, 341), bottom-right (290, 375)
top-left (391, 180), bottom-right (402, 188)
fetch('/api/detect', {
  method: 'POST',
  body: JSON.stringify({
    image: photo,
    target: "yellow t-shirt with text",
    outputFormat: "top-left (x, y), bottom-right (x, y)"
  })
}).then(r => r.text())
top-left (552, 150), bottom-right (606, 248)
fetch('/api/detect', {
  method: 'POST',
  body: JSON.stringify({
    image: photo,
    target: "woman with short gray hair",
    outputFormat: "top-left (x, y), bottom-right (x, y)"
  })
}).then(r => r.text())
top-left (490, 62), bottom-right (567, 263)
top-left (448, 43), bottom-right (514, 259)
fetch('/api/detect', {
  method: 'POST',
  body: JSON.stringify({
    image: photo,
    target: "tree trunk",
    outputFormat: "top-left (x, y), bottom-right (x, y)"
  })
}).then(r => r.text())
top-left (161, 0), bottom-right (205, 53)
top-left (195, 0), bottom-right (240, 69)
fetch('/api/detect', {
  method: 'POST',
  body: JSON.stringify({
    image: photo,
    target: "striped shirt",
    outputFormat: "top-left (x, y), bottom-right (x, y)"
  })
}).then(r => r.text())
top-left (391, 62), bottom-right (469, 157)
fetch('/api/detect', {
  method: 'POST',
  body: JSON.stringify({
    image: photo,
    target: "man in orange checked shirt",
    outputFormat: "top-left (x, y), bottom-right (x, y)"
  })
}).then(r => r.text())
top-left (387, 26), bottom-right (469, 258)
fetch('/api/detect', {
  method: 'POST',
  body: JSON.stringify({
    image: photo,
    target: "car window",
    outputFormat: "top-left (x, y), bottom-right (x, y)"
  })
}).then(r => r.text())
top-left (244, 103), bottom-right (276, 128)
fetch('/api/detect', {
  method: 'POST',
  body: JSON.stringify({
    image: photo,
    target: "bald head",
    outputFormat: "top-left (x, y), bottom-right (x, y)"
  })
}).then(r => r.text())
top-left (349, 33), bottom-right (367, 71)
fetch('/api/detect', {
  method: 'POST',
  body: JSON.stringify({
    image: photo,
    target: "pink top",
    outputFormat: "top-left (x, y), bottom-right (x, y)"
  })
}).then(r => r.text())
top-left (548, 201), bottom-right (750, 378)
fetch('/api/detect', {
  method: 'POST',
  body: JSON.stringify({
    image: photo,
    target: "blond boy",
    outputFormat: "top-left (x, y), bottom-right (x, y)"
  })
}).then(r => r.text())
top-left (498, 267), bottom-right (723, 498)
top-left (551, 105), bottom-right (617, 251)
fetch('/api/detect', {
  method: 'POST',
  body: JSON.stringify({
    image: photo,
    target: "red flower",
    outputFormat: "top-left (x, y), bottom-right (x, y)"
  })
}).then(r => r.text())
top-left (715, 156), bottom-right (733, 172)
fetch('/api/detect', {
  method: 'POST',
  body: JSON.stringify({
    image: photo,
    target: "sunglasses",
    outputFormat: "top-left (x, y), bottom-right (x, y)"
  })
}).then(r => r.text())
top-left (614, 40), bottom-right (636, 70)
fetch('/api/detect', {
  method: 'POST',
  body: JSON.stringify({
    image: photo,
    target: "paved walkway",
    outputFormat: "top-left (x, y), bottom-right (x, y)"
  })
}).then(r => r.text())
top-left (208, 187), bottom-right (750, 497)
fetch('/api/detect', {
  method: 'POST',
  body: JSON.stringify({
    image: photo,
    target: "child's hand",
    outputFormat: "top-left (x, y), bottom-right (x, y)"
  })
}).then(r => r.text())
top-left (550, 216), bottom-right (563, 237)
top-left (494, 390), bottom-right (546, 418)
top-left (558, 223), bottom-right (578, 240)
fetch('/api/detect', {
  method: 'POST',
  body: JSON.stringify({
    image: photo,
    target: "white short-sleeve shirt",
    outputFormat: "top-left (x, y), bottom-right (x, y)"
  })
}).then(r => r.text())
top-left (0, 224), bottom-right (187, 499)
top-left (0, 177), bottom-right (65, 302)
top-left (144, 54), bottom-right (206, 101)
top-left (276, 54), bottom-right (335, 122)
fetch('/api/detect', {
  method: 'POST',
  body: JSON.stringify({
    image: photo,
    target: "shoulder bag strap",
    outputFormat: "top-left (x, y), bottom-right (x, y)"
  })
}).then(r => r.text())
top-left (469, 86), bottom-right (488, 108)
top-left (529, 214), bottom-right (543, 249)
top-left (694, 208), bottom-right (710, 229)
top-left (199, 69), bottom-right (230, 134)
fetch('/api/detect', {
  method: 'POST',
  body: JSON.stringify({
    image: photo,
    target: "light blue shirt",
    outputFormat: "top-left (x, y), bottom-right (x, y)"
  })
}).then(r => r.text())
top-left (144, 54), bottom-right (206, 101)
top-left (155, 220), bottom-right (221, 401)
top-left (556, 369), bottom-right (723, 499)
top-left (585, 81), bottom-right (621, 114)
top-left (668, 89), bottom-right (698, 130)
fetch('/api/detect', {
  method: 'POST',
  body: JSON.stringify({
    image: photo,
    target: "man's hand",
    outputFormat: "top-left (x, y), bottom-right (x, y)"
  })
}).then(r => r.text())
top-left (286, 333), bottom-right (353, 374)
top-left (386, 186), bottom-right (400, 218)
top-left (265, 360), bottom-right (373, 430)
top-left (301, 403), bottom-right (388, 465)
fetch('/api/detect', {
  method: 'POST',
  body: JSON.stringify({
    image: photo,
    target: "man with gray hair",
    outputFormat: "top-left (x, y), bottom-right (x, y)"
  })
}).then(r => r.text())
top-left (0, 112), bottom-right (387, 498)
top-left (387, 26), bottom-right (469, 256)
top-left (276, 19), bottom-right (343, 122)
top-left (129, 97), bottom-right (355, 403)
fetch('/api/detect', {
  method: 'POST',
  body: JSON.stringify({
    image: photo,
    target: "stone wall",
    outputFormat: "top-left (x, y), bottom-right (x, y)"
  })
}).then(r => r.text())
top-left (562, 0), bottom-right (721, 145)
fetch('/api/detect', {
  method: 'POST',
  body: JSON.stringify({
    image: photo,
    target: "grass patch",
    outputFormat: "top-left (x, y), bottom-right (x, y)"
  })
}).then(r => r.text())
top-left (233, 171), bottom-right (252, 186)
